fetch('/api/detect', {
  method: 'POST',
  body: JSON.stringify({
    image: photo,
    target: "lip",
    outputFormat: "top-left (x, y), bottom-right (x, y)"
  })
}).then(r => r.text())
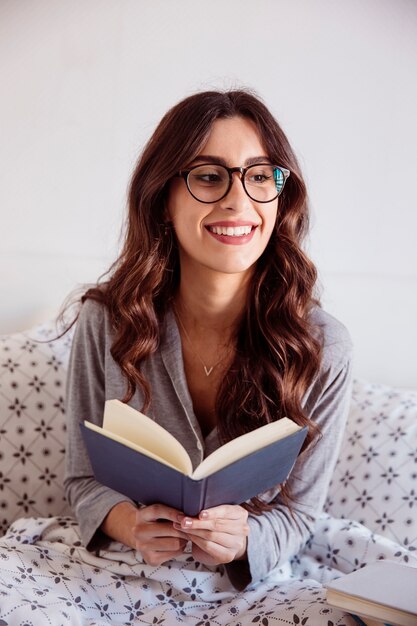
top-left (204, 222), bottom-right (258, 246)
top-left (205, 221), bottom-right (258, 227)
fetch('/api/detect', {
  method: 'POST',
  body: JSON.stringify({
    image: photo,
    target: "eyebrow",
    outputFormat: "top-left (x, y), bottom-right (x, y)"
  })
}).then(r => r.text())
top-left (189, 155), bottom-right (272, 167)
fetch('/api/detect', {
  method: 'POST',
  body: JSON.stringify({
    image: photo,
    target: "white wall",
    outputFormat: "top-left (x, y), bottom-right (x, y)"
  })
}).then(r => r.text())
top-left (1, 0), bottom-right (416, 388)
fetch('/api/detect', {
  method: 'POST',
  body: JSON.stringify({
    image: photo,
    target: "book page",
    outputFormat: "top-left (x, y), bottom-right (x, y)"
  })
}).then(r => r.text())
top-left (95, 399), bottom-right (193, 475)
top-left (192, 417), bottom-right (301, 480)
top-left (83, 421), bottom-right (185, 472)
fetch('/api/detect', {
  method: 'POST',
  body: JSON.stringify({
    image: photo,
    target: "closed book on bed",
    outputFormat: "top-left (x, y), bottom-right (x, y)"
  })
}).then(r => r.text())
top-left (326, 561), bottom-right (417, 626)
top-left (80, 399), bottom-right (307, 517)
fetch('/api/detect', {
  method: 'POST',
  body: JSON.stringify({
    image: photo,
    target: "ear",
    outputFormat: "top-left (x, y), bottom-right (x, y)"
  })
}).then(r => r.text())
top-left (162, 207), bottom-right (174, 235)
top-left (163, 205), bottom-right (172, 222)
top-left (162, 190), bottom-right (172, 221)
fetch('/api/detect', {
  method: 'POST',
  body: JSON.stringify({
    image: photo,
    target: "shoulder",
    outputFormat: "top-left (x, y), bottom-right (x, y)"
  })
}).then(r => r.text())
top-left (309, 306), bottom-right (353, 372)
top-left (73, 297), bottom-right (113, 348)
top-left (78, 297), bottom-right (106, 323)
top-left (302, 307), bottom-right (353, 422)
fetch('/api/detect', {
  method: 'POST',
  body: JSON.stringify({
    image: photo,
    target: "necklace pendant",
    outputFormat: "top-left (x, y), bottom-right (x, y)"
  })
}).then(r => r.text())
top-left (204, 366), bottom-right (214, 377)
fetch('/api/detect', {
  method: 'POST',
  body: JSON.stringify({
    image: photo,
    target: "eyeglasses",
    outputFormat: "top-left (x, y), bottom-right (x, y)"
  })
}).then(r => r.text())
top-left (176, 163), bottom-right (290, 204)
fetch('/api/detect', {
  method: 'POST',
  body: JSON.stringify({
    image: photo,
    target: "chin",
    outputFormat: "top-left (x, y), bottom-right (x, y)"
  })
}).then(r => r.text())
top-left (206, 259), bottom-right (258, 276)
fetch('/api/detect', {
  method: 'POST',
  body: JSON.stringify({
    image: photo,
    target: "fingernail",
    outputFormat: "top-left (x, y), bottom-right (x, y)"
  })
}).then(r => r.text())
top-left (182, 517), bottom-right (193, 528)
top-left (199, 510), bottom-right (208, 519)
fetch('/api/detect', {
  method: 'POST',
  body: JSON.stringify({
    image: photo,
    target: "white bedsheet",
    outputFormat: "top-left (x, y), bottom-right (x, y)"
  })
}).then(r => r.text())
top-left (0, 513), bottom-right (415, 625)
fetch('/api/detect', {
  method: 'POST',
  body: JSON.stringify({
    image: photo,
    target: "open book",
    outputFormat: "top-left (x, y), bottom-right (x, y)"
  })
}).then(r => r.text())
top-left (81, 399), bottom-right (308, 517)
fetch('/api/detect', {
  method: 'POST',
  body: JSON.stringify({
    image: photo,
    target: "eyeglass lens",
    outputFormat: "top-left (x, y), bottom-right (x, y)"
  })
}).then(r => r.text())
top-left (187, 164), bottom-right (285, 203)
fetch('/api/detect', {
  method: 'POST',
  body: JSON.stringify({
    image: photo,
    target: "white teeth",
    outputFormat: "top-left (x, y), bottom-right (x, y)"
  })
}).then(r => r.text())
top-left (208, 225), bottom-right (253, 236)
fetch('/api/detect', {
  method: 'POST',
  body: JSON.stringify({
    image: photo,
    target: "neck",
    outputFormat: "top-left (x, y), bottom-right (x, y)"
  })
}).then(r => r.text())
top-left (174, 266), bottom-right (252, 335)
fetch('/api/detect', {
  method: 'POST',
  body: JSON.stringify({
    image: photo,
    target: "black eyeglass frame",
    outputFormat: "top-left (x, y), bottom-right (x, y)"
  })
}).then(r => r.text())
top-left (175, 163), bottom-right (290, 204)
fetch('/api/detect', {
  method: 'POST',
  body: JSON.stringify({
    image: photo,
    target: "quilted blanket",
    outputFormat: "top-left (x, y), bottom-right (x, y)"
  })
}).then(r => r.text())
top-left (0, 513), bottom-right (416, 626)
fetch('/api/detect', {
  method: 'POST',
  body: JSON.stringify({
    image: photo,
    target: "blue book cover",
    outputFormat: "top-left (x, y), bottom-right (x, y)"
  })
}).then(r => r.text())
top-left (80, 407), bottom-right (307, 517)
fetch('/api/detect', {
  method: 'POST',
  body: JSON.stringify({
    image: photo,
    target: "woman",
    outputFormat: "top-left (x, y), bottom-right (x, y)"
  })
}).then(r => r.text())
top-left (64, 89), bottom-right (352, 590)
top-left (1, 89), bottom-right (369, 626)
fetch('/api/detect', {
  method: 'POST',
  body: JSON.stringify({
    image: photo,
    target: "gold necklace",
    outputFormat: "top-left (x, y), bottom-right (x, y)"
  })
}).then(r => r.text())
top-left (174, 308), bottom-right (228, 377)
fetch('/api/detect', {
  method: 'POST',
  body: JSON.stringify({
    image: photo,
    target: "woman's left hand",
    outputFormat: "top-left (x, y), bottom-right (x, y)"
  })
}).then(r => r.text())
top-left (173, 504), bottom-right (249, 566)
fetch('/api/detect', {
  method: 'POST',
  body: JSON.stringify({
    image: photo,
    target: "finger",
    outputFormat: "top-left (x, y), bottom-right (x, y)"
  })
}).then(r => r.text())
top-left (173, 527), bottom-right (248, 548)
top-left (189, 534), bottom-right (245, 563)
top-left (175, 505), bottom-right (247, 529)
top-left (174, 517), bottom-right (249, 535)
top-left (139, 536), bottom-right (188, 552)
top-left (180, 529), bottom-right (237, 547)
top-left (133, 521), bottom-right (188, 540)
top-left (137, 504), bottom-right (183, 523)
top-left (197, 504), bottom-right (248, 521)
top-left (142, 547), bottom-right (188, 567)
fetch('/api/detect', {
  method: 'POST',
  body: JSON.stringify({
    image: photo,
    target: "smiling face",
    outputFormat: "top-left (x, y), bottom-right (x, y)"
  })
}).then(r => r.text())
top-left (167, 116), bottom-right (279, 280)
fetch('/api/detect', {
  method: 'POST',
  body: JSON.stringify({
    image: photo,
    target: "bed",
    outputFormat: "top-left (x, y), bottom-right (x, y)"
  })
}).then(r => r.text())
top-left (0, 321), bottom-right (416, 625)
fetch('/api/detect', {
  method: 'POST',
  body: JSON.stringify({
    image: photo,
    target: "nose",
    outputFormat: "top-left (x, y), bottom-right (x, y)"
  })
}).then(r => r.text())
top-left (217, 171), bottom-right (252, 212)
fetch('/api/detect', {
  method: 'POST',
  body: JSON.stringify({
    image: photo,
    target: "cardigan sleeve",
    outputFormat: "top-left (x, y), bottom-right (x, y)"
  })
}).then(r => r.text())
top-left (63, 299), bottom-right (135, 551)
top-left (227, 315), bottom-right (353, 589)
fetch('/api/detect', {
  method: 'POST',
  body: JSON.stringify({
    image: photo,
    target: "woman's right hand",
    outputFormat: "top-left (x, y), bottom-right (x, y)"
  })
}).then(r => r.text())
top-left (133, 504), bottom-right (189, 566)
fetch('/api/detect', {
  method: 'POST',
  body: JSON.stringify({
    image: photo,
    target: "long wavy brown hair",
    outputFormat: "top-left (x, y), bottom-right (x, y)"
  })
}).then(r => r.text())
top-left (68, 89), bottom-right (323, 512)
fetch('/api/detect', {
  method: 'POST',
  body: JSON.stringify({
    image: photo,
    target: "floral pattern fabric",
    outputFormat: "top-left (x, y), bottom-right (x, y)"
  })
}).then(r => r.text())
top-left (0, 513), bottom-right (416, 626)
top-left (1, 323), bottom-right (417, 624)
top-left (0, 323), bottom-right (73, 535)
top-left (325, 379), bottom-right (417, 550)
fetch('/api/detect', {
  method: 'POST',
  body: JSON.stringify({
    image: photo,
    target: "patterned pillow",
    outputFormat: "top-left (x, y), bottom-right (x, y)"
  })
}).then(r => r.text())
top-left (325, 378), bottom-right (417, 551)
top-left (2, 320), bottom-right (417, 555)
top-left (0, 323), bottom-right (74, 535)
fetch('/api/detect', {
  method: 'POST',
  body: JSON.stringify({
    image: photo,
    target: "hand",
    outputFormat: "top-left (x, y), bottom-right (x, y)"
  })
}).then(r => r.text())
top-left (133, 504), bottom-right (189, 566)
top-left (173, 504), bottom-right (249, 566)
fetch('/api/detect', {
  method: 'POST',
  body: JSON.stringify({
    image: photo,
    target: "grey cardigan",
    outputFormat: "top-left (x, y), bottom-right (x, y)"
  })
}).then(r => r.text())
top-left (64, 299), bottom-right (353, 588)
